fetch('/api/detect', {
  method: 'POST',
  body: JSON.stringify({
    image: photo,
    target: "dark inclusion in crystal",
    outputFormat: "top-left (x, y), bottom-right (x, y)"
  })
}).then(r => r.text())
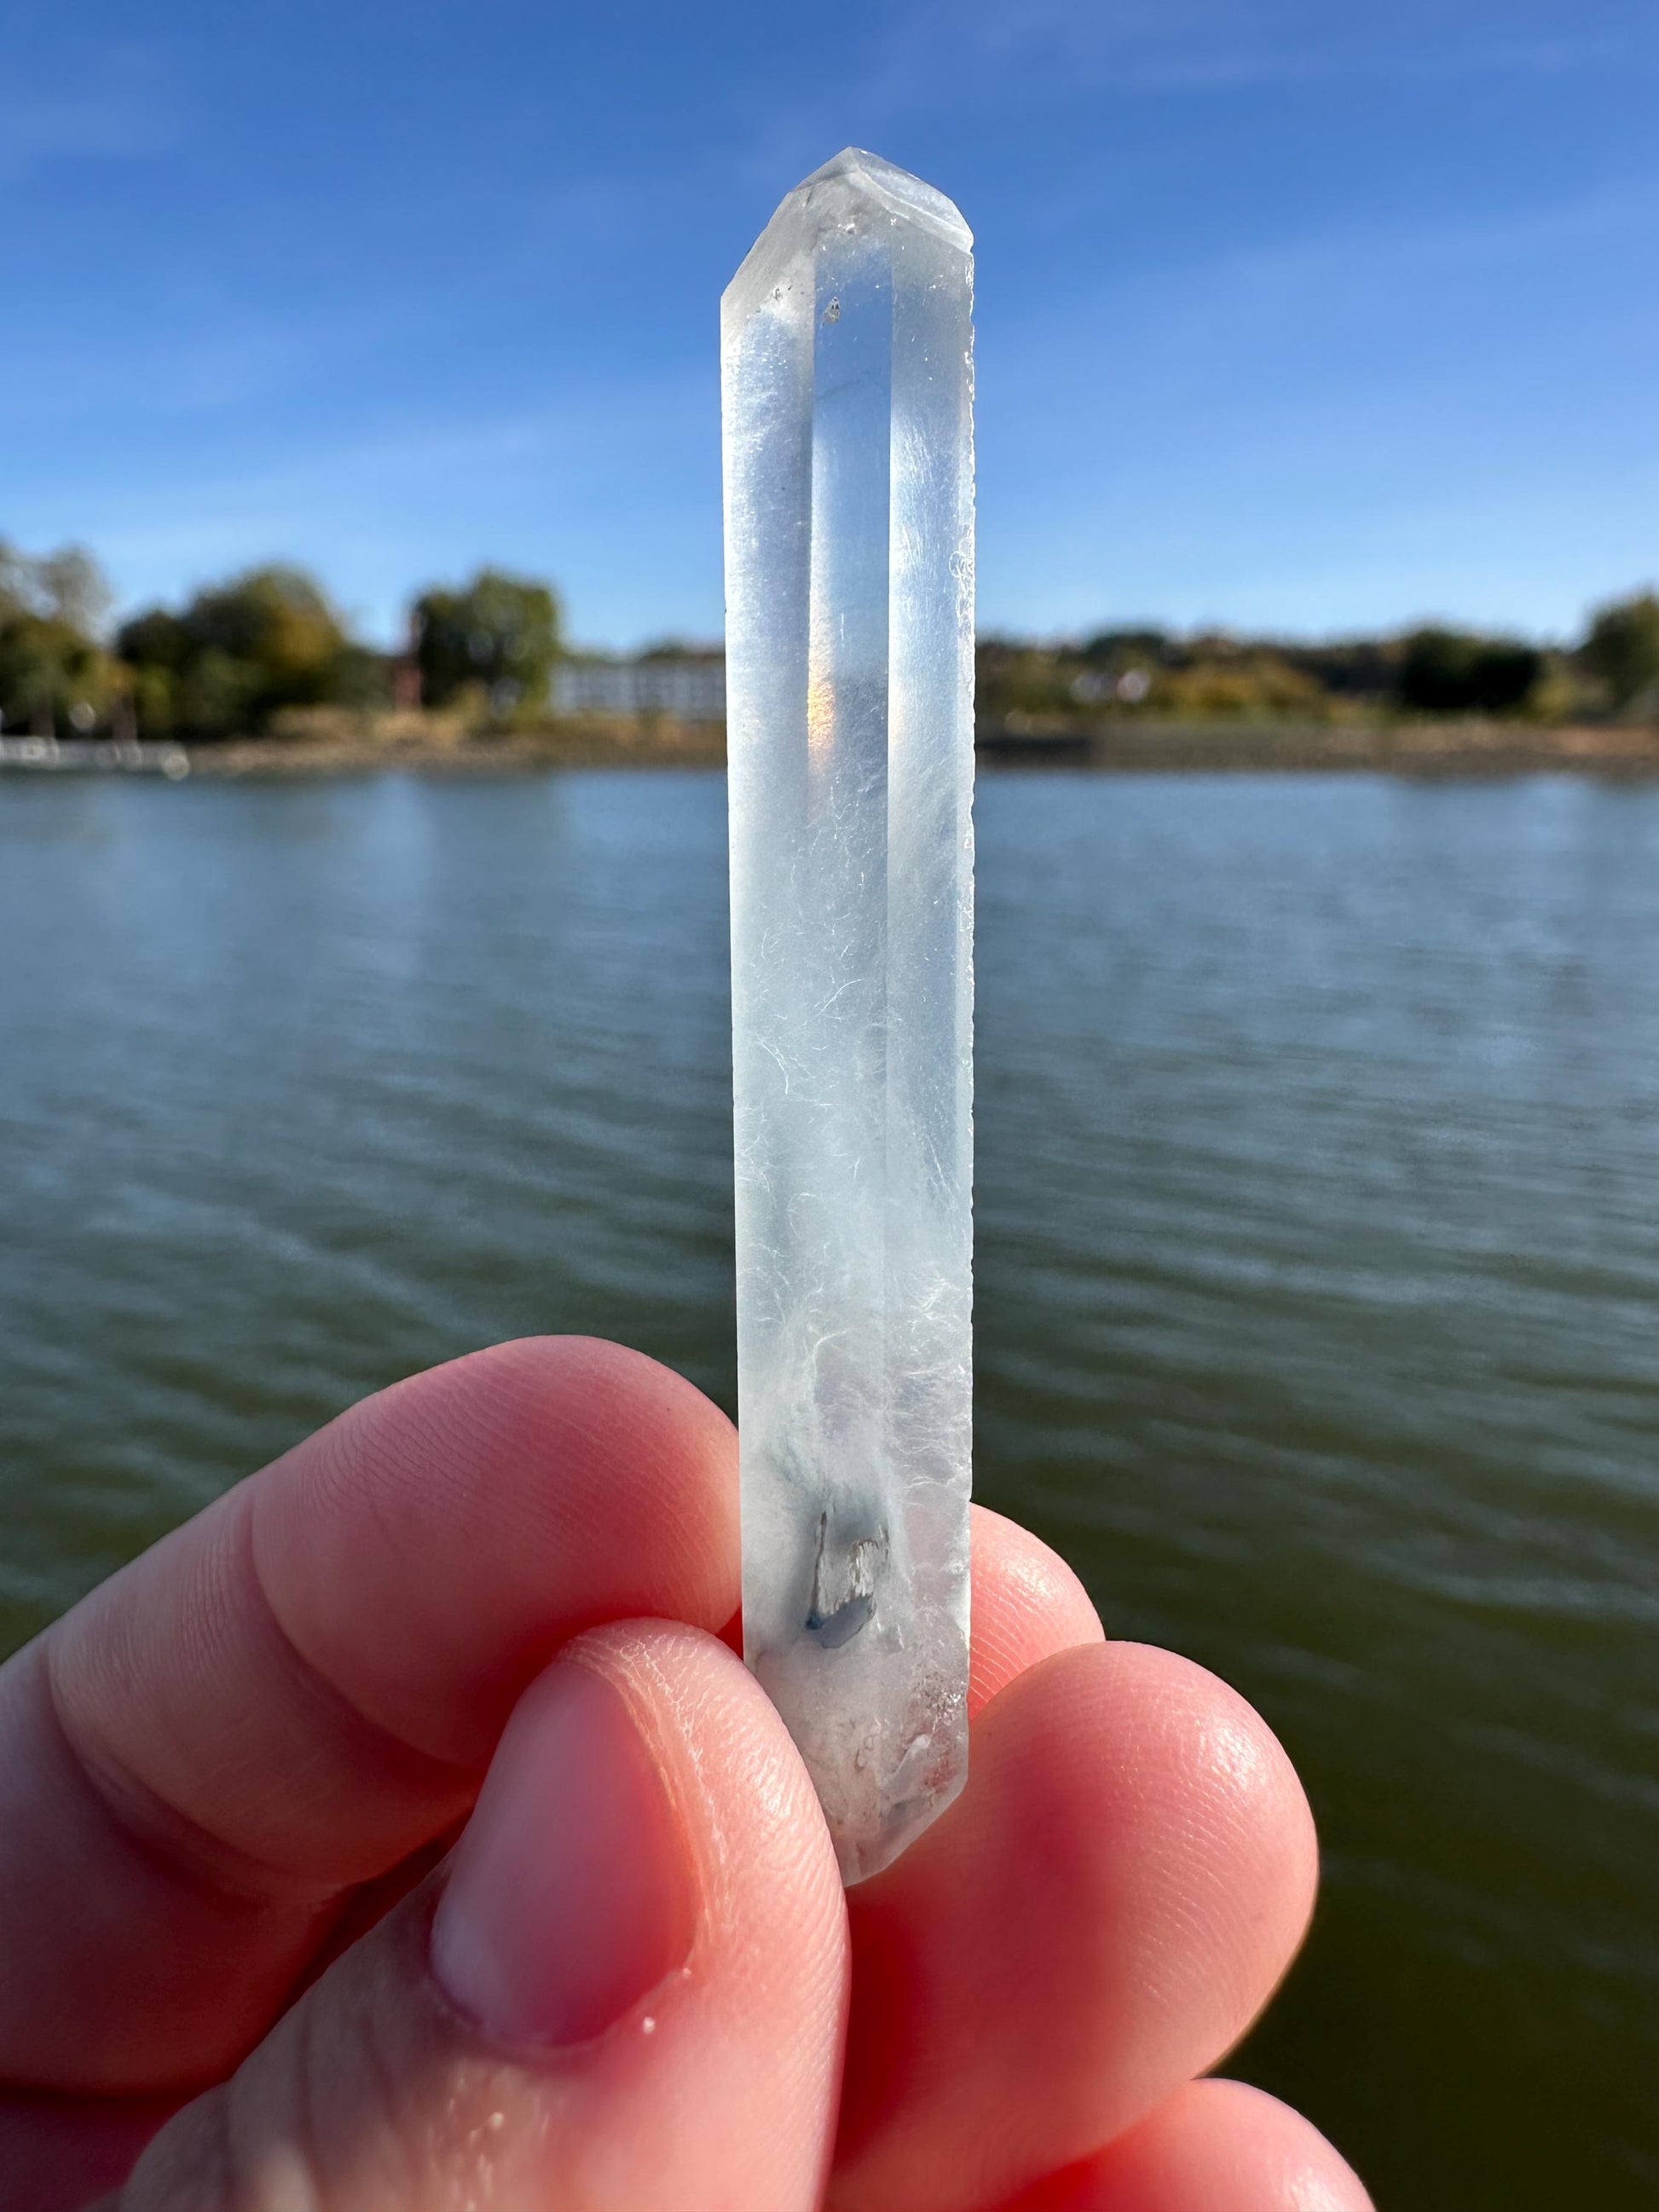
top-left (805, 1510), bottom-right (889, 1648)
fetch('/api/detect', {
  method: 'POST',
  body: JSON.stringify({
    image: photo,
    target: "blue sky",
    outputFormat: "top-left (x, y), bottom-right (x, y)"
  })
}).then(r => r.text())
top-left (3, 0), bottom-right (1656, 648)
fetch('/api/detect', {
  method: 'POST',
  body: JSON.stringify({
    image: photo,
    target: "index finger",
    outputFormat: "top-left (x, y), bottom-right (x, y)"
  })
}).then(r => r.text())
top-left (0, 1337), bottom-right (739, 2094)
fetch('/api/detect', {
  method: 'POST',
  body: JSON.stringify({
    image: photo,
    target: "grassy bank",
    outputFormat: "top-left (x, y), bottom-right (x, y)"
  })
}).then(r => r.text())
top-left (185, 710), bottom-right (727, 776)
top-left (174, 707), bottom-right (1659, 778)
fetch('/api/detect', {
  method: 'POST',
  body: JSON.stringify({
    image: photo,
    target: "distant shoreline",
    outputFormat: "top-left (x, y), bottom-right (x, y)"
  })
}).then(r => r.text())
top-left (8, 713), bottom-right (1659, 780)
top-left (974, 719), bottom-right (1659, 775)
top-left (191, 715), bottom-right (1659, 779)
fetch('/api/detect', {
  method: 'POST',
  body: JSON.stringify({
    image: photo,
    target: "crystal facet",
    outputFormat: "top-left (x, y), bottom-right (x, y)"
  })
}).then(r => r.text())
top-left (722, 149), bottom-right (974, 1883)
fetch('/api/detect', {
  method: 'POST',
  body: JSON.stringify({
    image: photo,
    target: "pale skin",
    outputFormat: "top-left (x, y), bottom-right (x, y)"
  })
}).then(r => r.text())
top-left (0, 1337), bottom-right (1373, 2211)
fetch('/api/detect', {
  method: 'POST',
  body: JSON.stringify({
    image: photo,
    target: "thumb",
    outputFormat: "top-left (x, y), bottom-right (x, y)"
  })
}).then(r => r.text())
top-left (116, 1624), bottom-right (849, 2212)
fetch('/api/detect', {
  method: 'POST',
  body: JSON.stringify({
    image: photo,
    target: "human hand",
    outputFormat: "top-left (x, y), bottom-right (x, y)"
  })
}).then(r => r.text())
top-left (0, 1337), bottom-right (1370, 2210)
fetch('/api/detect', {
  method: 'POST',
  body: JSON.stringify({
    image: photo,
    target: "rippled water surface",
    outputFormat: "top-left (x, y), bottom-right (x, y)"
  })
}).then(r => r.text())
top-left (2, 769), bottom-right (1656, 2207)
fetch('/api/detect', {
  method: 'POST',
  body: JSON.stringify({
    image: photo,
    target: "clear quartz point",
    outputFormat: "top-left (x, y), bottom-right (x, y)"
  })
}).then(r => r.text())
top-left (722, 148), bottom-right (974, 1884)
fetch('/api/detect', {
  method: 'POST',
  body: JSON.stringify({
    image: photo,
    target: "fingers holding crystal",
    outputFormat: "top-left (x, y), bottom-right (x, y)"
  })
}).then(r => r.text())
top-left (830, 1642), bottom-right (1319, 2212)
top-left (0, 1337), bottom-right (741, 2094)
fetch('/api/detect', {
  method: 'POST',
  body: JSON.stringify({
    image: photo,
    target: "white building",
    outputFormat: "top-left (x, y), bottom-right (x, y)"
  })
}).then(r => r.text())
top-left (555, 654), bottom-right (726, 721)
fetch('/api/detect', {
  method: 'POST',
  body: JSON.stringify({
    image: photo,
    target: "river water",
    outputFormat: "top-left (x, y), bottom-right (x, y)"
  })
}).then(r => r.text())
top-left (1, 768), bottom-right (1655, 2207)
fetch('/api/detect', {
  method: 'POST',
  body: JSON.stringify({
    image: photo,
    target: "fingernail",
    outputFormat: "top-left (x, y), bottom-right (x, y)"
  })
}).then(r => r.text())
top-left (431, 1661), bottom-right (695, 2047)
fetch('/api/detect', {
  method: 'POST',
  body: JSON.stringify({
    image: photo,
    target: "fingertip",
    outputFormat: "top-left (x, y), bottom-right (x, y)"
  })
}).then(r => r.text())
top-left (419, 1618), bottom-right (847, 2204)
top-left (999, 2079), bottom-right (1374, 2211)
top-left (968, 1507), bottom-right (1104, 1717)
top-left (255, 1336), bottom-right (742, 1764)
top-left (834, 1641), bottom-right (1321, 2212)
top-left (1009, 1643), bottom-right (1320, 2046)
top-left (1, 1339), bottom-right (747, 2102)
top-left (123, 1622), bottom-right (848, 2212)
top-left (431, 1660), bottom-right (697, 2048)
top-left (561, 1617), bottom-right (848, 2031)
top-left (1091, 1643), bottom-right (1321, 1986)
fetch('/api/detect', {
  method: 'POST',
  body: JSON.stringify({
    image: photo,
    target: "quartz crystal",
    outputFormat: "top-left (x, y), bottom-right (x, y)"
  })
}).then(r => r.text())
top-left (722, 149), bottom-right (974, 1883)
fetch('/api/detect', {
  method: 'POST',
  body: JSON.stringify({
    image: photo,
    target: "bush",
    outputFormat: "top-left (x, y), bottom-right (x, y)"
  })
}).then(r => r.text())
top-left (1398, 628), bottom-right (1542, 716)
top-left (412, 569), bottom-right (561, 717)
top-left (117, 566), bottom-right (369, 739)
top-left (0, 540), bottom-right (116, 736)
top-left (1580, 592), bottom-right (1659, 715)
top-left (0, 614), bottom-right (114, 736)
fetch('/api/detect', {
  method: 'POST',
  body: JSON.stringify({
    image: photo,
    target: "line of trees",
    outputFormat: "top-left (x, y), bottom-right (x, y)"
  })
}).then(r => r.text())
top-left (0, 545), bottom-right (562, 742)
top-left (4, 533), bottom-right (1659, 741)
top-left (977, 597), bottom-right (1659, 729)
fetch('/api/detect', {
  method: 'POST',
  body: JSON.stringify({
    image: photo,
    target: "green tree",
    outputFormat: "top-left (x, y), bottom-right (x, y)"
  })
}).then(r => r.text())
top-left (0, 539), bottom-right (111, 632)
top-left (1078, 627), bottom-right (1171, 667)
top-left (0, 615), bottom-right (113, 736)
top-left (117, 565), bottom-right (369, 739)
top-left (412, 568), bottom-right (561, 715)
top-left (0, 540), bottom-right (115, 736)
top-left (1277, 637), bottom-right (1401, 702)
top-left (1580, 591), bottom-right (1659, 713)
top-left (1398, 627), bottom-right (1541, 716)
